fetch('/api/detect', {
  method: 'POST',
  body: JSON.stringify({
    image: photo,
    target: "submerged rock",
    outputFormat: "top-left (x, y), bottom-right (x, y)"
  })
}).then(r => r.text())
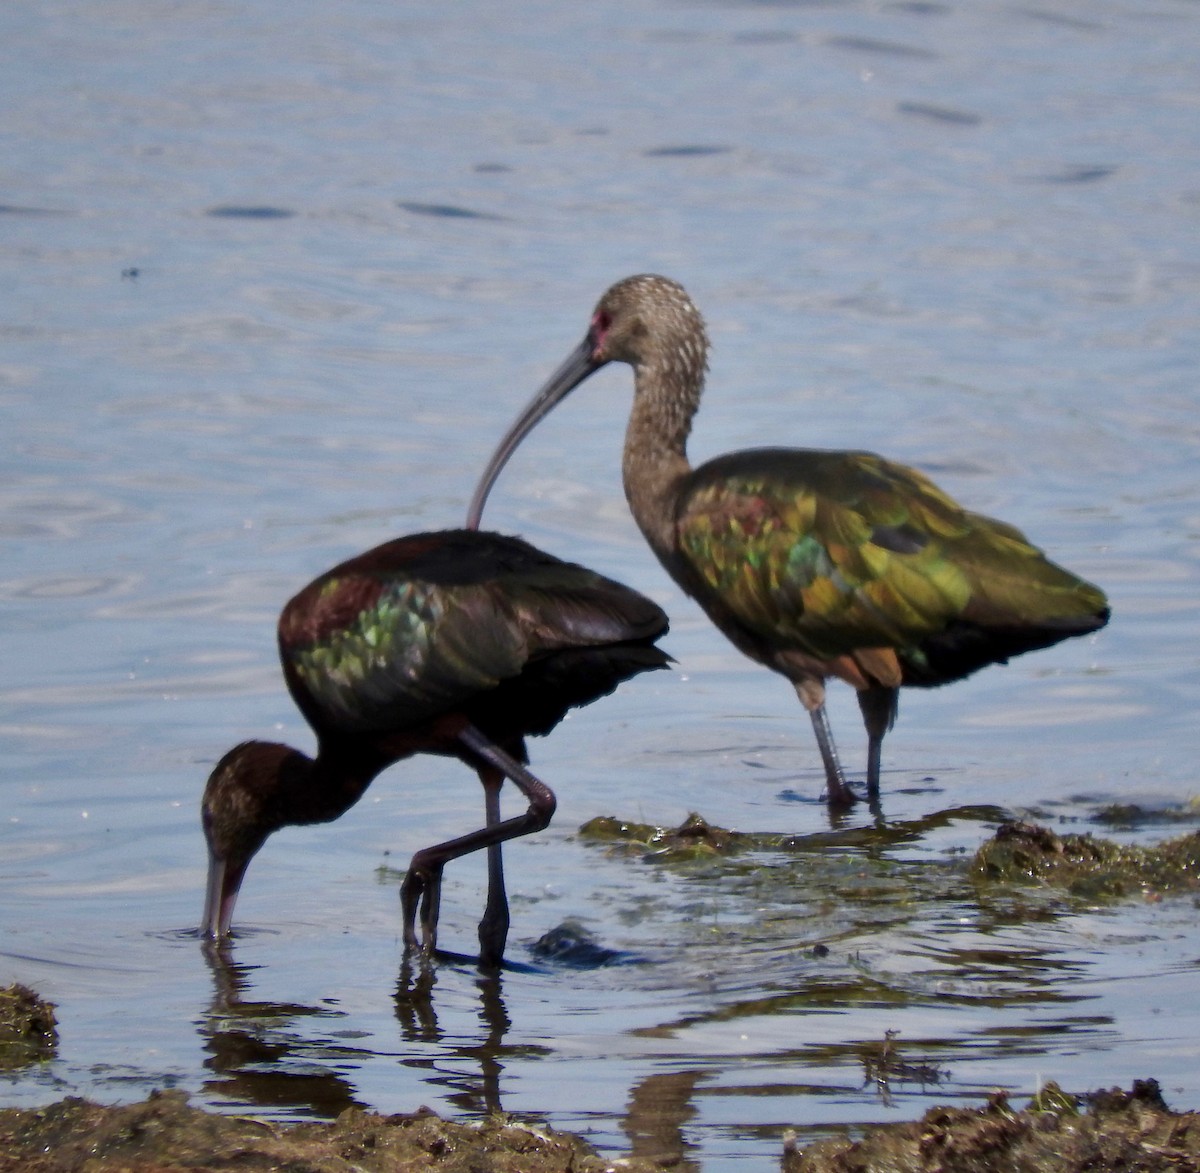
top-left (530, 920), bottom-right (637, 968)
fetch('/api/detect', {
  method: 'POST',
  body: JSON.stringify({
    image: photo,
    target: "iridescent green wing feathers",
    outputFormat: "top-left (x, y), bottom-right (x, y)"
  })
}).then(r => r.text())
top-left (278, 532), bottom-right (667, 733)
top-left (281, 573), bottom-right (522, 731)
top-left (676, 449), bottom-right (1107, 677)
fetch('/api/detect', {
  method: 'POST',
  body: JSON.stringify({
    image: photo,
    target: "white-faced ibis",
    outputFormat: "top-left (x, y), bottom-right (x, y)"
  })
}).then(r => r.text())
top-left (201, 528), bottom-right (669, 965)
top-left (467, 275), bottom-right (1109, 809)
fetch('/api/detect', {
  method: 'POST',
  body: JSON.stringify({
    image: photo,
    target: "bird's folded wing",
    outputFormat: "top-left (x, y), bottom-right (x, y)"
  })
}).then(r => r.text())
top-left (675, 448), bottom-right (1103, 665)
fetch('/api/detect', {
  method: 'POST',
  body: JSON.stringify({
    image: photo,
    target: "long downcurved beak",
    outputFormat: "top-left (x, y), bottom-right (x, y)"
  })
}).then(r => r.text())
top-left (467, 335), bottom-right (606, 529)
top-left (201, 846), bottom-right (246, 939)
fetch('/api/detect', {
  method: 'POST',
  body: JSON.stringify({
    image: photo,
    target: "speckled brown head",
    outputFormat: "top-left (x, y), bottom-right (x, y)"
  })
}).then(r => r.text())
top-left (589, 275), bottom-right (709, 387)
top-left (466, 275), bottom-right (709, 530)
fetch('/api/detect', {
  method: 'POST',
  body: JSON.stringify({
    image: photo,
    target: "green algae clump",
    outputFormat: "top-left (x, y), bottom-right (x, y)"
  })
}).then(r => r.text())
top-left (0, 983), bottom-right (58, 1069)
top-left (972, 821), bottom-right (1200, 901)
top-left (784, 1079), bottom-right (1200, 1173)
top-left (578, 811), bottom-right (753, 861)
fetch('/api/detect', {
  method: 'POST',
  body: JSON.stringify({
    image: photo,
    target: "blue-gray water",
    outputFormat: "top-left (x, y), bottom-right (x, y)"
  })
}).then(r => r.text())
top-left (2, 0), bottom-right (1198, 1168)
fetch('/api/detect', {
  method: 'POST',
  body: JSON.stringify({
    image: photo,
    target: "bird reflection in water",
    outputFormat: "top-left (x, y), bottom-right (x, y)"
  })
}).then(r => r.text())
top-left (394, 955), bottom-right (706, 1169)
top-left (624, 1069), bottom-right (708, 1173)
top-left (198, 940), bottom-right (366, 1117)
top-left (201, 939), bottom-right (707, 1165)
top-left (394, 955), bottom-right (521, 1118)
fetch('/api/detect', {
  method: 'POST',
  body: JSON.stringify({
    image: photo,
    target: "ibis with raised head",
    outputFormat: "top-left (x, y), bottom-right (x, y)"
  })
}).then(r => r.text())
top-left (467, 276), bottom-right (1108, 809)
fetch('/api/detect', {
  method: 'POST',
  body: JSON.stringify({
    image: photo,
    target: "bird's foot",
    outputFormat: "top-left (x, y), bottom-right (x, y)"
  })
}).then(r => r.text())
top-left (823, 777), bottom-right (886, 824)
top-left (822, 775), bottom-right (861, 811)
top-left (477, 907), bottom-right (510, 971)
top-left (400, 862), bottom-right (444, 955)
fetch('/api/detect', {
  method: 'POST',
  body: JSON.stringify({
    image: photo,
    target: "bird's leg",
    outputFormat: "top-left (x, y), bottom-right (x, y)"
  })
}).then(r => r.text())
top-left (477, 766), bottom-right (510, 969)
top-left (400, 726), bottom-right (556, 964)
top-left (857, 686), bottom-right (898, 806)
top-left (794, 679), bottom-right (857, 809)
top-left (400, 862), bottom-right (443, 953)
top-left (810, 704), bottom-right (857, 809)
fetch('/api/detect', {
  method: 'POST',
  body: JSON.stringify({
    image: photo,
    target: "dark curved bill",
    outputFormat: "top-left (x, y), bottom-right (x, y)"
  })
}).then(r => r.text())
top-left (201, 847), bottom-right (244, 939)
top-left (467, 335), bottom-right (605, 529)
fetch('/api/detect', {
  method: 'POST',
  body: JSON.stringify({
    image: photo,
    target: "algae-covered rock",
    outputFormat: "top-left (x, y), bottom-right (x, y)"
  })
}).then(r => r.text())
top-left (973, 820), bottom-right (1200, 901)
top-left (578, 811), bottom-right (753, 860)
top-left (0, 1088), bottom-right (666, 1172)
top-left (0, 983), bottom-right (58, 1069)
top-left (1092, 801), bottom-right (1200, 830)
top-left (784, 1079), bottom-right (1200, 1172)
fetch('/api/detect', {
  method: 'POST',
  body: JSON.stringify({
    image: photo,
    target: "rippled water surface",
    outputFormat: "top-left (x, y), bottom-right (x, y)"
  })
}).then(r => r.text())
top-left (3, 0), bottom-right (1199, 1168)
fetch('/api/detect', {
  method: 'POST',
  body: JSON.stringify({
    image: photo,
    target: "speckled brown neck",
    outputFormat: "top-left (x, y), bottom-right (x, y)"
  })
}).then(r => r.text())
top-left (621, 364), bottom-right (696, 562)
top-left (611, 279), bottom-right (709, 564)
